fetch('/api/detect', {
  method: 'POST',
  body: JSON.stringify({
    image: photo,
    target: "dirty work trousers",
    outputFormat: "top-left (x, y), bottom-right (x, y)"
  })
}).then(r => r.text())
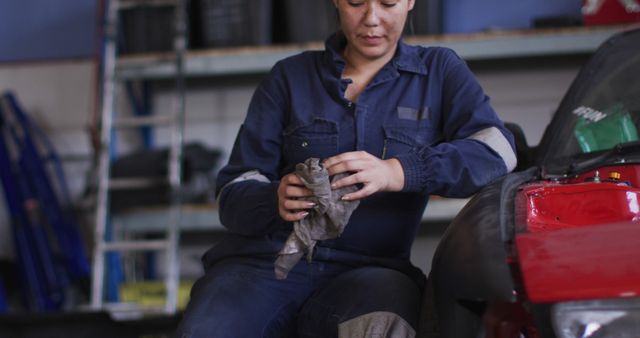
top-left (174, 254), bottom-right (422, 338)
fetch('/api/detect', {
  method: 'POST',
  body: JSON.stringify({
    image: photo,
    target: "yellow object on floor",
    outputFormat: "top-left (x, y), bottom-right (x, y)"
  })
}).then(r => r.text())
top-left (119, 280), bottom-right (193, 310)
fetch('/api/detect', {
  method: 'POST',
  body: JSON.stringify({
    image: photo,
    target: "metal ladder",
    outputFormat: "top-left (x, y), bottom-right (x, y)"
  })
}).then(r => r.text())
top-left (91, 0), bottom-right (187, 316)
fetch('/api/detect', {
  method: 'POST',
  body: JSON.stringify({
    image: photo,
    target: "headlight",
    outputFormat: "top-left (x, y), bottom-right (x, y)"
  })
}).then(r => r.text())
top-left (553, 298), bottom-right (640, 338)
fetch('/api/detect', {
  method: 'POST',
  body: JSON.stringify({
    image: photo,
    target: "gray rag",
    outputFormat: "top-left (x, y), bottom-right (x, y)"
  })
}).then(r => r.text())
top-left (274, 158), bottom-right (360, 279)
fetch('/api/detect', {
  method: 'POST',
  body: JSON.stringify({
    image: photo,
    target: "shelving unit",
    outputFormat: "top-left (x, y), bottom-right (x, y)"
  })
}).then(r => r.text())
top-left (115, 24), bottom-right (640, 80)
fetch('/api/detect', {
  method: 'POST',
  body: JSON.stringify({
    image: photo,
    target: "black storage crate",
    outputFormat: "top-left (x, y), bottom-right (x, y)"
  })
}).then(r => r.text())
top-left (109, 143), bottom-right (221, 212)
top-left (409, 0), bottom-right (442, 35)
top-left (198, 0), bottom-right (272, 47)
top-left (119, 5), bottom-right (175, 54)
top-left (281, 0), bottom-right (338, 43)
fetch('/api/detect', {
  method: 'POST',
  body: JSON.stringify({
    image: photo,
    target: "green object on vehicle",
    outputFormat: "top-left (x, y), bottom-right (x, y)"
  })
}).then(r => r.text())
top-left (574, 105), bottom-right (639, 153)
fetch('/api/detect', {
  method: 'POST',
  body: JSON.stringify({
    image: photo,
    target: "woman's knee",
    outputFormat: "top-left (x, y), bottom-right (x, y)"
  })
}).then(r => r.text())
top-left (297, 266), bottom-right (423, 337)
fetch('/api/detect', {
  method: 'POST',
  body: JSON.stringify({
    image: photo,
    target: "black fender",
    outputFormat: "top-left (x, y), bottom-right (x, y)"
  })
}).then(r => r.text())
top-left (423, 167), bottom-right (538, 338)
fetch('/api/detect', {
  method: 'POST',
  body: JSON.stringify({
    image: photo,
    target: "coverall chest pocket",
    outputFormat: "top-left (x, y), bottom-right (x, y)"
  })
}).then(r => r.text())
top-left (382, 120), bottom-right (441, 159)
top-left (283, 118), bottom-right (339, 166)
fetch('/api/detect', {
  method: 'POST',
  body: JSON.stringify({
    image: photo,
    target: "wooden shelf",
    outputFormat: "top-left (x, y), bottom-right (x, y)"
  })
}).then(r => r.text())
top-left (115, 24), bottom-right (640, 80)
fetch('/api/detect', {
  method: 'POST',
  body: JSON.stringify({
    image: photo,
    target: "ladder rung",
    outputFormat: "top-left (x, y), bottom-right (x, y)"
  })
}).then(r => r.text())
top-left (109, 177), bottom-right (166, 190)
top-left (101, 240), bottom-right (169, 252)
top-left (113, 115), bottom-right (174, 128)
top-left (117, 0), bottom-right (178, 10)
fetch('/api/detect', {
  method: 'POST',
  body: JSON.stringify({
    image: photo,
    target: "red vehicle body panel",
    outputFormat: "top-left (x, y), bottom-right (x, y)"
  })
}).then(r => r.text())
top-left (516, 221), bottom-right (640, 303)
top-left (515, 165), bottom-right (640, 303)
top-left (517, 181), bottom-right (640, 232)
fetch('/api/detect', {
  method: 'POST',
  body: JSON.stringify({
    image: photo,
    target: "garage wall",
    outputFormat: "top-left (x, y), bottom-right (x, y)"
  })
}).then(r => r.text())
top-left (0, 0), bottom-right (98, 62)
top-left (476, 63), bottom-right (580, 145)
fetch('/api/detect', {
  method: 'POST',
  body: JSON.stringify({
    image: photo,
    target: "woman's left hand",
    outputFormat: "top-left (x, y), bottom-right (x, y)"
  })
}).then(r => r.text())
top-left (323, 151), bottom-right (405, 201)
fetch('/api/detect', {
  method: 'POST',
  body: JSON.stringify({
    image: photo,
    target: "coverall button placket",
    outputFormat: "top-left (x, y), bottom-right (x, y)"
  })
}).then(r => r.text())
top-left (354, 103), bottom-right (368, 151)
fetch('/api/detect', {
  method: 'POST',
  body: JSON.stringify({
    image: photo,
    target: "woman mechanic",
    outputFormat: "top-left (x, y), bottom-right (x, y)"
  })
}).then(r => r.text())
top-left (176, 0), bottom-right (516, 337)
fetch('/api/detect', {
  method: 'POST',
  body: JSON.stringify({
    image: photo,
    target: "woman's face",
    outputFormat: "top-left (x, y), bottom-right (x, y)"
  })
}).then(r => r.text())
top-left (334, 0), bottom-right (415, 62)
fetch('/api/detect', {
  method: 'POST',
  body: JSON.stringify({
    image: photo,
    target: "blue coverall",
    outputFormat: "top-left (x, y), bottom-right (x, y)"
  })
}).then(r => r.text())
top-left (175, 33), bottom-right (516, 338)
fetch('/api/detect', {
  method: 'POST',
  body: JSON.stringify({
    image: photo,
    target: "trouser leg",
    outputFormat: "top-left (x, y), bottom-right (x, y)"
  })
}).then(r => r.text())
top-left (174, 256), bottom-right (313, 338)
top-left (297, 266), bottom-right (423, 338)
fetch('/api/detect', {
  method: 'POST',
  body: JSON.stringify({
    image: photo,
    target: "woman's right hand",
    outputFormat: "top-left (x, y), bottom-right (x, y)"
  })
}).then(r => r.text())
top-left (277, 173), bottom-right (315, 222)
